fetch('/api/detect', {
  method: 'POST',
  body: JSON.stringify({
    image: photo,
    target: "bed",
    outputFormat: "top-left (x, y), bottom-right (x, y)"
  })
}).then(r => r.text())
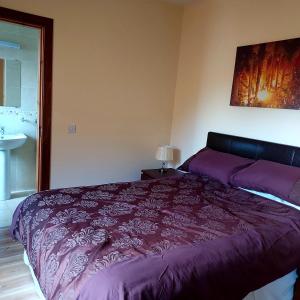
top-left (10, 132), bottom-right (300, 300)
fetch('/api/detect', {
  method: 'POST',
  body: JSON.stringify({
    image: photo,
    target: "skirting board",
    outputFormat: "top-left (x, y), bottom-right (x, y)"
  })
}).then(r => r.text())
top-left (11, 189), bottom-right (36, 198)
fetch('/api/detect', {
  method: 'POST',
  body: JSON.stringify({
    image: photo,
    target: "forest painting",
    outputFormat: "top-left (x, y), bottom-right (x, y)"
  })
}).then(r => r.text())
top-left (230, 37), bottom-right (300, 109)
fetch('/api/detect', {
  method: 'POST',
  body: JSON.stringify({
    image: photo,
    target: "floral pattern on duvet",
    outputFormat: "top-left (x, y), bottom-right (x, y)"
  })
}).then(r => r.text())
top-left (11, 173), bottom-right (296, 300)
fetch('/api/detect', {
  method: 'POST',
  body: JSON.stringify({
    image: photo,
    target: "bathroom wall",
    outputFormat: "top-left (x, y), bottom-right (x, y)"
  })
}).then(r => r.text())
top-left (0, 22), bottom-right (39, 194)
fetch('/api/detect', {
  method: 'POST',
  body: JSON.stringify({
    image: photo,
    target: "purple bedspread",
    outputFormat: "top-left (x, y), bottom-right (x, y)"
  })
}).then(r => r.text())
top-left (10, 173), bottom-right (300, 300)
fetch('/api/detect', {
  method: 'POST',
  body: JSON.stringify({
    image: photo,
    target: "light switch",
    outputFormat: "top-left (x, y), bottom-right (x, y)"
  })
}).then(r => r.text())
top-left (68, 124), bottom-right (76, 134)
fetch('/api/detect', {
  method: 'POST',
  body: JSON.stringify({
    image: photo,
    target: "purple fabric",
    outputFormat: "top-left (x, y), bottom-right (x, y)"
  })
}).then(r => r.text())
top-left (177, 147), bottom-right (207, 172)
top-left (230, 159), bottom-right (300, 205)
top-left (10, 174), bottom-right (300, 300)
top-left (189, 148), bottom-right (254, 185)
top-left (79, 228), bottom-right (299, 300)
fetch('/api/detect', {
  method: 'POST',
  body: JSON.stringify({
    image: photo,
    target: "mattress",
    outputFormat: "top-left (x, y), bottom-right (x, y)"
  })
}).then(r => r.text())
top-left (11, 173), bottom-right (300, 300)
top-left (24, 251), bottom-right (45, 300)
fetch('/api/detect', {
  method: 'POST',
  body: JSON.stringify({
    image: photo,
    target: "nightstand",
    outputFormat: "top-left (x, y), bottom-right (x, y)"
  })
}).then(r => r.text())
top-left (141, 168), bottom-right (181, 180)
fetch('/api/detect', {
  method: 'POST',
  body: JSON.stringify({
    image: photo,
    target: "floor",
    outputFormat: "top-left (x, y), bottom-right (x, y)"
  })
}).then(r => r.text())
top-left (0, 227), bottom-right (40, 300)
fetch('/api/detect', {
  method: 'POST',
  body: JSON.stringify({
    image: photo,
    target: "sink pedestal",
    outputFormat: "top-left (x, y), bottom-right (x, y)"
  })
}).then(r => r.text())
top-left (0, 134), bottom-right (27, 201)
top-left (0, 150), bottom-right (10, 201)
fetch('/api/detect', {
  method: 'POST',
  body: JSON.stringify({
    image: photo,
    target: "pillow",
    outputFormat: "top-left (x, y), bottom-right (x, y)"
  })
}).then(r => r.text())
top-left (177, 147), bottom-right (207, 172)
top-left (230, 160), bottom-right (300, 206)
top-left (188, 148), bottom-right (254, 185)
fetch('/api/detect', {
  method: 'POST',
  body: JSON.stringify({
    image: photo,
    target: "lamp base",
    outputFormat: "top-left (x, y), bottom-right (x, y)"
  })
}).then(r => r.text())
top-left (159, 161), bottom-right (167, 174)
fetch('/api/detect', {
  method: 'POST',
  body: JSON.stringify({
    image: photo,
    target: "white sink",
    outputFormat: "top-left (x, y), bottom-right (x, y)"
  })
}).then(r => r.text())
top-left (0, 134), bottom-right (27, 150)
top-left (0, 133), bottom-right (27, 200)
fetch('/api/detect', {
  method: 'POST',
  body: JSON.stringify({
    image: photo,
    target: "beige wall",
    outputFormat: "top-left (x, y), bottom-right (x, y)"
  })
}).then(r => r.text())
top-left (171, 0), bottom-right (300, 165)
top-left (0, 0), bottom-right (183, 188)
top-left (4, 0), bottom-right (298, 185)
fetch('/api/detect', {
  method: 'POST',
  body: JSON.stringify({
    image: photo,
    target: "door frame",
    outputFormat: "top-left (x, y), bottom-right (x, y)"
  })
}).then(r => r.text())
top-left (0, 6), bottom-right (53, 191)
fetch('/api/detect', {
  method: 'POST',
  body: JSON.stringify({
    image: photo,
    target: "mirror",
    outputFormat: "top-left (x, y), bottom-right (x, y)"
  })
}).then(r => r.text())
top-left (0, 58), bottom-right (21, 107)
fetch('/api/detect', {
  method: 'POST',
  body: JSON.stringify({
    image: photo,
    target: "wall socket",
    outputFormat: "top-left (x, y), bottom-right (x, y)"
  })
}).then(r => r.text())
top-left (68, 123), bottom-right (76, 134)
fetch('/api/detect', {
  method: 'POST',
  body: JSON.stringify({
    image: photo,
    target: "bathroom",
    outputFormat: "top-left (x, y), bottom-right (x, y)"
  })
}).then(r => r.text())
top-left (0, 21), bottom-right (40, 227)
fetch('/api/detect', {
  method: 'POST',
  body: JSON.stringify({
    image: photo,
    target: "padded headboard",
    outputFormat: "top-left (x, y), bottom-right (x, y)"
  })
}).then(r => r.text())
top-left (206, 132), bottom-right (300, 167)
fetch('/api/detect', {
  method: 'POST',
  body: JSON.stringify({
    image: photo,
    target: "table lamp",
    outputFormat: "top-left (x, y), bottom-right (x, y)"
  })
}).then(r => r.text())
top-left (156, 145), bottom-right (174, 173)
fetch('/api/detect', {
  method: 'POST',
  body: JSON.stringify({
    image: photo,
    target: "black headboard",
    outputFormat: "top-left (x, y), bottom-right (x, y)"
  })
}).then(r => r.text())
top-left (206, 132), bottom-right (300, 167)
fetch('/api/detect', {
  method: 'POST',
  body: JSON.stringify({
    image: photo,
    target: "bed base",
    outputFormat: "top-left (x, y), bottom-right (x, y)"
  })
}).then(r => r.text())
top-left (23, 251), bottom-right (45, 300)
top-left (23, 250), bottom-right (297, 300)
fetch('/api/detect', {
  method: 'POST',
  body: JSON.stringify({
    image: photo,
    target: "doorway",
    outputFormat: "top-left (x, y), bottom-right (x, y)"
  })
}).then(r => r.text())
top-left (0, 7), bottom-right (52, 226)
top-left (0, 7), bottom-right (53, 192)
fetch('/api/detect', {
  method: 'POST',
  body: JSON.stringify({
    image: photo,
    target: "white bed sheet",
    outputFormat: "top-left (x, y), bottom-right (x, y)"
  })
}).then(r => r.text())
top-left (244, 271), bottom-right (297, 300)
top-left (24, 251), bottom-right (45, 300)
top-left (239, 187), bottom-right (300, 211)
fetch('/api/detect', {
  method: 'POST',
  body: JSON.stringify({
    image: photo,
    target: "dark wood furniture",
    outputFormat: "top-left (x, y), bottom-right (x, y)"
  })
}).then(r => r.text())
top-left (141, 168), bottom-right (181, 180)
top-left (294, 280), bottom-right (300, 300)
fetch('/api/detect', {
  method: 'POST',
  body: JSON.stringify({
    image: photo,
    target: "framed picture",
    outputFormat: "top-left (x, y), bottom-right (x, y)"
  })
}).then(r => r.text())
top-left (230, 37), bottom-right (300, 109)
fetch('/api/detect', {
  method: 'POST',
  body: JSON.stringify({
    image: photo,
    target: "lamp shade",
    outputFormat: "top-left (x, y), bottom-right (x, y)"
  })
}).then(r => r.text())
top-left (155, 145), bottom-right (174, 162)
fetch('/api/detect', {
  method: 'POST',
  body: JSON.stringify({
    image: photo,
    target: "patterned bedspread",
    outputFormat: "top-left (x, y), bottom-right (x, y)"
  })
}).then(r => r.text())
top-left (10, 173), bottom-right (300, 300)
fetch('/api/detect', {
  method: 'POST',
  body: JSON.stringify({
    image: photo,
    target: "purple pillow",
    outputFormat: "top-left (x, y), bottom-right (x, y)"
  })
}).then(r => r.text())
top-left (178, 147), bottom-right (207, 172)
top-left (230, 160), bottom-right (300, 205)
top-left (188, 148), bottom-right (254, 185)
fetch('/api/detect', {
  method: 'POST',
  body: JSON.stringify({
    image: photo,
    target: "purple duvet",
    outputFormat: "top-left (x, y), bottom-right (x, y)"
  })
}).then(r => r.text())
top-left (10, 173), bottom-right (300, 300)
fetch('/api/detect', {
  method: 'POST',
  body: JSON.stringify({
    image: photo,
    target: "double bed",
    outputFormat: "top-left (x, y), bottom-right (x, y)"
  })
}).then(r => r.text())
top-left (10, 132), bottom-right (300, 300)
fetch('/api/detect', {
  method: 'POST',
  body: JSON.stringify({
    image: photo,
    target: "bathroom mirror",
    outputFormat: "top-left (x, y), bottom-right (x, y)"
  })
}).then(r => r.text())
top-left (0, 58), bottom-right (21, 107)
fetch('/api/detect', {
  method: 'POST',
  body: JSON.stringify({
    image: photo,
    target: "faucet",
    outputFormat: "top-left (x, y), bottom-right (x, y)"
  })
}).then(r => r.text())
top-left (0, 126), bottom-right (4, 137)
